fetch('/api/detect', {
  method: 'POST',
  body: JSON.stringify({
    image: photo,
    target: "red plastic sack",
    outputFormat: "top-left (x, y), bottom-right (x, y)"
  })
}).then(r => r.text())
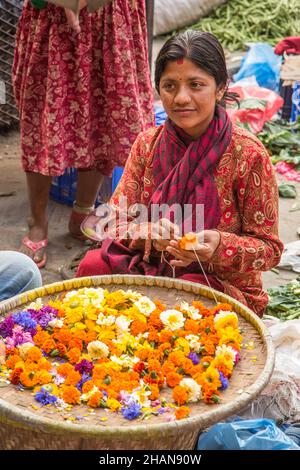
top-left (227, 85), bottom-right (283, 134)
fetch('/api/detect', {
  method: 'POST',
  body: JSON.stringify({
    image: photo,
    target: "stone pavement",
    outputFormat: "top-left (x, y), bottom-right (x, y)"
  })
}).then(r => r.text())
top-left (0, 127), bottom-right (299, 290)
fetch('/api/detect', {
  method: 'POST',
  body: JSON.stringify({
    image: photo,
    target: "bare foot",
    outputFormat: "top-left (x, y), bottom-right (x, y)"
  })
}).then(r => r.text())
top-left (20, 223), bottom-right (48, 266)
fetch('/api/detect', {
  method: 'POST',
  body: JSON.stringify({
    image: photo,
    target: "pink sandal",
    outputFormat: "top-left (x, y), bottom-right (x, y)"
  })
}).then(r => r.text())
top-left (22, 236), bottom-right (48, 269)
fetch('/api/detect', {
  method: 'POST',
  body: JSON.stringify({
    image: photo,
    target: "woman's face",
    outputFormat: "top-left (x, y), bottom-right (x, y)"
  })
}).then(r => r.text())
top-left (159, 58), bottom-right (224, 138)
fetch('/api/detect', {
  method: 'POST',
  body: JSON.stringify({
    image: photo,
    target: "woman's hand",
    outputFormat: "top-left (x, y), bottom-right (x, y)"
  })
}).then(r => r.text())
top-left (166, 230), bottom-right (221, 267)
top-left (65, 0), bottom-right (87, 33)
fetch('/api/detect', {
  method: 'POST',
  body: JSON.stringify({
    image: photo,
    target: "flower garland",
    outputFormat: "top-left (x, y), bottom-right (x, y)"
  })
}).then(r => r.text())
top-left (0, 288), bottom-right (242, 422)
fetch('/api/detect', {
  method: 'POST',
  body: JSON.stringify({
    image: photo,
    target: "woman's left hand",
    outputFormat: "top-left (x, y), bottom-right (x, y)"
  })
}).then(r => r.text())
top-left (166, 230), bottom-right (221, 267)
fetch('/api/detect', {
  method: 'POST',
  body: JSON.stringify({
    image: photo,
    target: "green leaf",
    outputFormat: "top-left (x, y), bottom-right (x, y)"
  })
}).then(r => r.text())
top-left (278, 183), bottom-right (297, 199)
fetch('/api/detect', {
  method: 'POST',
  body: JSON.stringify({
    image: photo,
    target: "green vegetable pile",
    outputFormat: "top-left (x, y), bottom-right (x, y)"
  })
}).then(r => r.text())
top-left (257, 118), bottom-right (300, 171)
top-left (266, 277), bottom-right (300, 320)
top-left (189, 0), bottom-right (300, 51)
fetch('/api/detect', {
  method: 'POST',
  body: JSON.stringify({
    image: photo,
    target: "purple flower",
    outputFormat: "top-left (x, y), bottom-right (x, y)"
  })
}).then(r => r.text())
top-left (0, 316), bottom-right (14, 338)
top-left (121, 401), bottom-right (142, 420)
top-left (76, 372), bottom-right (90, 392)
top-left (218, 371), bottom-right (229, 391)
top-left (35, 389), bottom-right (58, 406)
top-left (29, 306), bottom-right (58, 328)
top-left (12, 311), bottom-right (37, 332)
top-left (188, 352), bottom-right (200, 365)
top-left (74, 359), bottom-right (94, 375)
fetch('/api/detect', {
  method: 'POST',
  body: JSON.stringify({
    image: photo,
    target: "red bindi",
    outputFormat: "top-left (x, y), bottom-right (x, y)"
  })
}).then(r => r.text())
top-left (176, 58), bottom-right (184, 64)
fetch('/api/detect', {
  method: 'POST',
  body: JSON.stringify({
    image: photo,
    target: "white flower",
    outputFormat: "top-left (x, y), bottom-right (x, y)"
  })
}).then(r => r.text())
top-left (214, 310), bottom-right (238, 323)
top-left (115, 315), bottom-right (132, 333)
top-left (87, 340), bottom-right (109, 360)
top-left (160, 309), bottom-right (185, 331)
top-left (134, 296), bottom-right (157, 316)
top-left (48, 319), bottom-right (64, 329)
top-left (186, 334), bottom-right (203, 353)
top-left (110, 354), bottom-right (139, 370)
top-left (180, 301), bottom-right (202, 320)
top-left (96, 313), bottom-right (116, 327)
top-left (28, 298), bottom-right (43, 310)
top-left (215, 344), bottom-right (237, 363)
top-left (179, 378), bottom-right (202, 402)
top-left (64, 287), bottom-right (105, 308)
top-left (18, 342), bottom-right (35, 360)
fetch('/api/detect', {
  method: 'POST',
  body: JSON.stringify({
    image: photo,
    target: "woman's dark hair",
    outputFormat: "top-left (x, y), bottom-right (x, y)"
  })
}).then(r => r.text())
top-left (155, 30), bottom-right (239, 107)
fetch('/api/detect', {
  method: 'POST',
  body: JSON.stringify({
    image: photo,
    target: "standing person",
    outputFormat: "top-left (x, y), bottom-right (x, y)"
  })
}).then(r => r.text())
top-left (12, 0), bottom-right (153, 268)
top-left (76, 30), bottom-right (283, 317)
top-left (0, 251), bottom-right (42, 301)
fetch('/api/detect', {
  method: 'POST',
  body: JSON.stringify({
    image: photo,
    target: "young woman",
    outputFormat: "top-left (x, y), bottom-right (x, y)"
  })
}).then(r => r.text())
top-left (13, 0), bottom-right (153, 267)
top-left (77, 30), bottom-right (283, 317)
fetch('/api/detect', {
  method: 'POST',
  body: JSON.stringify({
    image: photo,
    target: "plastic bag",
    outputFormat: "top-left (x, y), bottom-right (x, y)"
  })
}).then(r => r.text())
top-left (227, 84), bottom-right (283, 134)
top-left (197, 419), bottom-right (300, 450)
top-left (234, 43), bottom-right (282, 91)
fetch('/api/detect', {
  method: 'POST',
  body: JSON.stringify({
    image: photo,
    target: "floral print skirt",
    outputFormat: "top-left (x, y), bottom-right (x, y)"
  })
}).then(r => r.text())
top-left (12, 0), bottom-right (153, 176)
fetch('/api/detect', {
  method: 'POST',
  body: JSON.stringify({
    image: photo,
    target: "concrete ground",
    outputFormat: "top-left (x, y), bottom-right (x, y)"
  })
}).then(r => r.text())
top-left (0, 127), bottom-right (299, 290)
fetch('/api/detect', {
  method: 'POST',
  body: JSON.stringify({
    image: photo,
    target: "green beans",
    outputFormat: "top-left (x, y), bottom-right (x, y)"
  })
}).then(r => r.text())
top-left (188, 0), bottom-right (300, 52)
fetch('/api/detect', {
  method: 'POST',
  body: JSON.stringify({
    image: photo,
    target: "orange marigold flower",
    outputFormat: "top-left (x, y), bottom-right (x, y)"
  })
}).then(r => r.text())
top-left (27, 346), bottom-right (43, 363)
top-left (86, 330), bottom-right (97, 343)
top-left (33, 329), bottom-right (50, 348)
top-left (168, 351), bottom-right (186, 367)
top-left (55, 328), bottom-right (71, 344)
top-left (68, 338), bottom-right (83, 351)
top-left (159, 330), bottom-right (173, 343)
top-left (154, 300), bottom-right (165, 311)
top-left (172, 385), bottom-right (189, 405)
top-left (184, 319), bottom-right (200, 335)
top-left (19, 371), bottom-right (35, 388)
top-left (136, 347), bottom-right (150, 362)
top-left (33, 370), bottom-right (52, 386)
top-left (57, 362), bottom-right (74, 377)
top-left (64, 370), bottom-right (81, 386)
top-left (56, 343), bottom-right (67, 357)
top-left (82, 380), bottom-right (94, 394)
top-left (166, 371), bottom-right (182, 388)
top-left (37, 358), bottom-right (52, 371)
top-left (130, 319), bottom-right (148, 336)
top-left (148, 311), bottom-right (163, 330)
top-left (42, 339), bottom-right (57, 354)
top-left (67, 347), bottom-right (81, 364)
top-left (149, 384), bottom-right (160, 400)
top-left (62, 385), bottom-right (81, 405)
top-left (192, 301), bottom-right (211, 317)
top-left (9, 367), bottom-right (23, 385)
top-left (175, 406), bottom-right (190, 420)
top-left (148, 329), bottom-right (160, 343)
top-left (88, 391), bottom-right (103, 408)
top-left (5, 354), bottom-right (21, 369)
top-left (213, 303), bottom-right (233, 314)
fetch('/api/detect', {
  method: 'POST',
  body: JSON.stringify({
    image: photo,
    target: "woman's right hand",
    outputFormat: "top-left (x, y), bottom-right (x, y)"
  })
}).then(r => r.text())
top-left (65, 0), bottom-right (87, 33)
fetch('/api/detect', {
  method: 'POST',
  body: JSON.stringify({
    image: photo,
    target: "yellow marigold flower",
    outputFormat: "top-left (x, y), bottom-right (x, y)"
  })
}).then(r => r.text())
top-left (175, 338), bottom-right (190, 356)
top-left (214, 311), bottom-right (238, 330)
top-left (65, 309), bottom-right (83, 325)
top-left (201, 366), bottom-right (221, 389)
top-left (107, 398), bottom-right (121, 411)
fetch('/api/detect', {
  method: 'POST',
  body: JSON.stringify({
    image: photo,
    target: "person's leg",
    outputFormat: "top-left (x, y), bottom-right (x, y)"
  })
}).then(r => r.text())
top-left (76, 248), bottom-right (112, 277)
top-left (20, 172), bottom-right (52, 266)
top-left (69, 169), bottom-right (103, 239)
top-left (0, 251), bottom-right (42, 301)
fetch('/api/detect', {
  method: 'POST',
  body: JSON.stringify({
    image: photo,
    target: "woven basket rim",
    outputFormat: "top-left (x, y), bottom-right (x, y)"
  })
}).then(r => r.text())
top-left (0, 275), bottom-right (275, 438)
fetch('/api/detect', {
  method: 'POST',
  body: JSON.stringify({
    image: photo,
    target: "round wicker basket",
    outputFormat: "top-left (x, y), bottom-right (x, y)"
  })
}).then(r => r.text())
top-left (0, 275), bottom-right (274, 450)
